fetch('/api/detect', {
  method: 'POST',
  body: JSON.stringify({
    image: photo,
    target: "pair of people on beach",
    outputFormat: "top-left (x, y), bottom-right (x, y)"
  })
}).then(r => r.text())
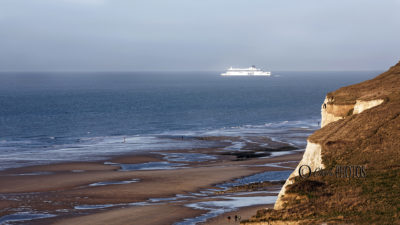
top-left (227, 215), bottom-right (241, 222)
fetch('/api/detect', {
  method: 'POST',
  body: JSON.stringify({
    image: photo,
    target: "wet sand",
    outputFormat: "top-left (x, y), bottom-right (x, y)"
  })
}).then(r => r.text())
top-left (202, 204), bottom-right (273, 225)
top-left (52, 204), bottom-right (205, 225)
top-left (0, 148), bottom-right (302, 225)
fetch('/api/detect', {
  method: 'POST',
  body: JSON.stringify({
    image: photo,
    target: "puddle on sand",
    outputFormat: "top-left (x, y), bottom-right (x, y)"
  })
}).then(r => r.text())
top-left (217, 170), bottom-right (292, 189)
top-left (89, 179), bottom-right (140, 187)
top-left (74, 204), bottom-right (119, 210)
top-left (229, 190), bottom-right (281, 196)
top-left (127, 201), bottom-right (160, 206)
top-left (149, 194), bottom-right (196, 203)
top-left (224, 141), bottom-right (246, 151)
top-left (119, 162), bottom-right (187, 171)
top-left (158, 152), bottom-right (217, 162)
top-left (173, 170), bottom-right (289, 225)
top-left (262, 149), bottom-right (304, 158)
top-left (9, 171), bottom-right (54, 176)
top-left (192, 196), bottom-right (277, 209)
top-left (104, 161), bottom-right (187, 171)
top-left (0, 212), bottom-right (56, 224)
top-left (250, 161), bottom-right (298, 169)
top-left (52, 171), bottom-right (286, 225)
top-left (174, 196), bottom-right (277, 225)
top-left (75, 201), bottom-right (160, 210)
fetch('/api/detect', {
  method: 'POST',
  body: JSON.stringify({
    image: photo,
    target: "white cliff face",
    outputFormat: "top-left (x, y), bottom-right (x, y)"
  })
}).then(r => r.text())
top-left (353, 99), bottom-right (384, 114)
top-left (274, 96), bottom-right (384, 210)
top-left (321, 106), bottom-right (343, 128)
top-left (321, 97), bottom-right (384, 127)
top-left (274, 141), bottom-right (323, 210)
top-left (321, 97), bottom-right (344, 128)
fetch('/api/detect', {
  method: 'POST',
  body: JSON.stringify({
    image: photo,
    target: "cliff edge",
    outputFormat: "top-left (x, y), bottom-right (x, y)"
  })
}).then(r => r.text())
top-left (243, 61), bottom-right (400, 225)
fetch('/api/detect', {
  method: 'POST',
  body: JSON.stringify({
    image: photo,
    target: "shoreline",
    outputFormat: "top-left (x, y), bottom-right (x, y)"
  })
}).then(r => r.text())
top-left (0, 116), bottom-right (318, 172)
top-left (0, 145), bottom-right (303, 225)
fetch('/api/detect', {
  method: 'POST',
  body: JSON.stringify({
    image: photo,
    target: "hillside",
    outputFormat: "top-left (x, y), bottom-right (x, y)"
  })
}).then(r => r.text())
top-left (243, 61), bottom-right (400, 225)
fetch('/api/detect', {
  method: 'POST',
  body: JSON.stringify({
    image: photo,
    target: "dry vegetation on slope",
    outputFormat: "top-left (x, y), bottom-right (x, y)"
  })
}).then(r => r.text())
top-left (326, 61), bottom-right (400, 105)
top-left (244, 62), bottom-right (400, 225)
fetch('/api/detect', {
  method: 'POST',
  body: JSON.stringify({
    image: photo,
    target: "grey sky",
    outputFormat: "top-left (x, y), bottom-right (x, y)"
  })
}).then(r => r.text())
top-left (0, 0), bottom-right (399, 71)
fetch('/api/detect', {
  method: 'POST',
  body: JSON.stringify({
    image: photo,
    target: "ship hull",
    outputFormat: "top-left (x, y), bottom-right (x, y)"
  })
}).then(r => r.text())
top-left (221, 72), bottom-right (271, 76)
top-left (221, 66), bottom-right (271, 76)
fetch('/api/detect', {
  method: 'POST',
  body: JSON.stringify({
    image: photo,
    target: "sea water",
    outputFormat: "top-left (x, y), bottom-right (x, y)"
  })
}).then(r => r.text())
top-left (0, 71), bottom-right (379, 169)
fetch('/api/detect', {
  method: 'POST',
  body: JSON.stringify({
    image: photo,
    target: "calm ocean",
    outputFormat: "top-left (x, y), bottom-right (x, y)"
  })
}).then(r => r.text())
top-left (0, 71), bottom-right (379, 169)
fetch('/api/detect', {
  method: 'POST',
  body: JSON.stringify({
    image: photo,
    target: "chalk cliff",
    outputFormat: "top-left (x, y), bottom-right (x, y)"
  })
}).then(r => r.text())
top-left (321, 97), bottom-right (384, 128)
top-left (274, 141), bottom-right (323, 210)
top-left (244, 61), bottom-right (400, 224)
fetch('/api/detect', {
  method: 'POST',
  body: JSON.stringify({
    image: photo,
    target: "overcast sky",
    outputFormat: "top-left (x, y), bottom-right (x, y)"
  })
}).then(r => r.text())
top-left (0, 0), bottom-right (399, 72)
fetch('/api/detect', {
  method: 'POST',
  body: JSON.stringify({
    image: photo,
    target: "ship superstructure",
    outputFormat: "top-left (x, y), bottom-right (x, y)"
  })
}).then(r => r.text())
top-left (221, 66), bottom-right (271, 76)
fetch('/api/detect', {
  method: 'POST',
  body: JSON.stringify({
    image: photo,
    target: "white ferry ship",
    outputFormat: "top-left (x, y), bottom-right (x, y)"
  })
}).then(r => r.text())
top-left (221, 66), bottom-right (271, 76)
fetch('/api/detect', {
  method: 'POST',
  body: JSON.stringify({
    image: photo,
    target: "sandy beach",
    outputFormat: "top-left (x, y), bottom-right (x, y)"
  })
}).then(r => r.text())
top-left (202, 204), bottom-right (273, 225)
top-left (0, 144), bottom-right (302, 225)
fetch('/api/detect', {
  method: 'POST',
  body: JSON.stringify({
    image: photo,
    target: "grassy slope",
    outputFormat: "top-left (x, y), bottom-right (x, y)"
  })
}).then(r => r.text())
top-left (246, 62), bottom-right (400, 224)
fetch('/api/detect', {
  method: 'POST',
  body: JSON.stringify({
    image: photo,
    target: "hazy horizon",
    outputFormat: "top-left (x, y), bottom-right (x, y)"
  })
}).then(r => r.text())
top-left (1, 0), bottom-right (399, 72)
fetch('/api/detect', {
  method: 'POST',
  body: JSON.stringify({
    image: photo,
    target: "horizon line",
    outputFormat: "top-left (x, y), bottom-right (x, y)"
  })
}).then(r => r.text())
top-left (0, 69), bottom-right (385, 73)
